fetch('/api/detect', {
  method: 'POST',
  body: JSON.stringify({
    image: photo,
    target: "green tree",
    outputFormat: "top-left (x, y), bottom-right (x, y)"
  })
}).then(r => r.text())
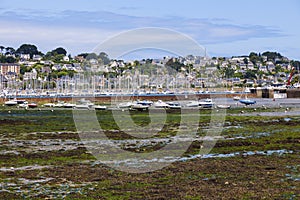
top-left (244, 71), bottom-right (256, 79)
top-left (249, 52), bottom-right (259, 65)
top-left (52, 47), bottom-right (67, 56)
top-left (224, 68), bottom-right (235, 78)
top-left (99, 52), bottom-right (110, 65)
top-left (5, 47), bottom-right (15, 55)
top-left (262, 51), bottom-right (282, 61)
top-left (16, 44), bottom-right (41, 58)
top-left (165, 58), bottom-right (184, 71)
top-left (0, 46), bottom-right (4, 54)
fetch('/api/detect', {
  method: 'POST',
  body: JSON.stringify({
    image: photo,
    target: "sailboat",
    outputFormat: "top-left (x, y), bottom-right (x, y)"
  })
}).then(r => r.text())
top-left (239, 87), bottom-right (256, 105)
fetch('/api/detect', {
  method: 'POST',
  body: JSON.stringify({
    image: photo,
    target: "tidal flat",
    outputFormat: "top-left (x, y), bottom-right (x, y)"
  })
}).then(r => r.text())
top-left (0, 107), bottom-right (299, 199)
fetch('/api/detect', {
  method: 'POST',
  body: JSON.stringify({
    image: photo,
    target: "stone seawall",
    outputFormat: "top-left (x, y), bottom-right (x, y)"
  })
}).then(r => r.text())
top-left (287, 89), bottom-right (300, 98)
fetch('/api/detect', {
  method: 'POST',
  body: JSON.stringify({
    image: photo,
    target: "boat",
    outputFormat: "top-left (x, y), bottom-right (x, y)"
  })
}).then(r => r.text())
top-left (93, 105), bottom-right (107, 110)
top-left (75, 104), bottom-right (90, 109)
top-left (167, 102), bottom-right (181, 109)
top-left (78, 98), bottom-right (94, 107)
top-left (4, 99), bottom-right (18, 106)
top-left (28, 102), bottom-right (38, 108)
top-left (216, 104), bottom-right (231, 109)
top-left (15, 99), bottom-right (27, 104)
top-left (131, 103), bottom-right (149, 111)
top-left (198, 99), bottom-right (214, 108)
top-left (233, 96), bottom-right (241, 101)
top-left (63, 103), bottom-right (76, 108)
top-left (153, 100), bottom-right (169, 108)
top-left (239, 99), bottom-right (256, 105)
top-left (118, 102), bottom-right (133, 108)
top-left (136, 100), bottom-right (153, 106)
top-left (186, 101), bottom-right (199, 107)
top-left (18, 101), bottom-right (28, 108)
top-left (53, 101), bottom-right (65, 108)
top-left (44, 103), bottom-right (55, 107)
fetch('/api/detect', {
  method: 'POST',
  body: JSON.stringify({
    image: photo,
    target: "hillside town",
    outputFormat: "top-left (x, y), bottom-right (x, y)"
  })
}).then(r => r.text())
top-left (0, 44), bottom-right (299, 96)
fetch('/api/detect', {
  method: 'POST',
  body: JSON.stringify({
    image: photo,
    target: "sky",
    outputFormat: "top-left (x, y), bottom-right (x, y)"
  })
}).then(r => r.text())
top-left (0, 0), bottom-right (299, 60)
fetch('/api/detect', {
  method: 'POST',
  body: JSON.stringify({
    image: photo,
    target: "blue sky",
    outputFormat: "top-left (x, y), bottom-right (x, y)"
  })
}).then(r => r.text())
top-left (0, 0), bottom-right (299, 60)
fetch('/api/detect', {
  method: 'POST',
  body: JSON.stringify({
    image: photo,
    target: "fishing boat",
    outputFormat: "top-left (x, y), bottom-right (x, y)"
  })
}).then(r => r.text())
top-left (198, 99), bottom-right (214, 108)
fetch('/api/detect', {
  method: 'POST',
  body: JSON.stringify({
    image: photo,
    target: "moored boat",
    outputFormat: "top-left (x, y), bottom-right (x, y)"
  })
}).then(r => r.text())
top-left (4, 100), bottom-right (18, 106)
top-left (28, 102), bottom-right (38, 108)
top-left (233, 96), bottom-right (241, 101)
top-left (198, 98), bottom-right (214, 108)
top-left (118, 102), bottom-right (133, 108)
top-left (153, 100), bottom-right (169, 108)
top-left (167, 102), bottom-right (181, 109)
top-left (216, 104), bottom-right (231, 109)
top-left (131, 103), bottom-right (149, 111)
top-left (186, 101), bottom-right (199, 107)
top-left (239, 99), bottom-right (256, 105)
top-left (93, 105), bottom-right (107, 110)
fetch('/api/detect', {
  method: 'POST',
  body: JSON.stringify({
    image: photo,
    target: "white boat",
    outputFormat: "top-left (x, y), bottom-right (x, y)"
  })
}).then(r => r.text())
top-left (131, 103), bottom-right (149, 111)
top-left (118, 102), bottom-right (133, 108)
top-left (186, 101), bottom-right (199, 107)
top-left (4, 100), bottom-right (18, 106)
top-left (153, 100), bottom-right (169, 108)
top-left (198, 99), bottom-right (214, 108)
top-left (233, 96), bottom-right (241, 101)
top-left (136, 100), bottom-right (153, 106)
top-left (75, 104), bottom-right (90, 109)
top-left (44, 103), bottom-right (55, 107)
top-left (19, 101), bottom-right (28, 108)
top-left (216, 104), bottom-right (231, 109)
top-left (53, 102), bottom-right (65, 108)
top-left (93, 105), bottom-right (107, 110)
top-left (167, 102), bottom-right (181, 109)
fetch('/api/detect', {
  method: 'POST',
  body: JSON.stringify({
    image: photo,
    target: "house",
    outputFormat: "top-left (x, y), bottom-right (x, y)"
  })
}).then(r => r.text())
top-left (0, 63), bottom-right (20, 76)
top-left (245, 79), bottom-right (255, 85)
top-left (20, 54), bottom-right (30, 60)
top-left (52, 64), bottom-right (62, 71)
top-left (247, 62), bottom-right (255, 70)
top-left (23, 71), bottom-right (37, 80)
top-left (74, 56), bottom-right (85, 62)
top-left (239, 63), bottom-right (247, 70)
top-left (267, 63), bottom-right (276, 72)
top-left (259, 66), bottom-right (268, 72)
top-left (33, 55), bottom-right (42, 61)
top-left (42, 66), bottom-right (52, 74)
top-left (227, 78), bottom-right (241, 84)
